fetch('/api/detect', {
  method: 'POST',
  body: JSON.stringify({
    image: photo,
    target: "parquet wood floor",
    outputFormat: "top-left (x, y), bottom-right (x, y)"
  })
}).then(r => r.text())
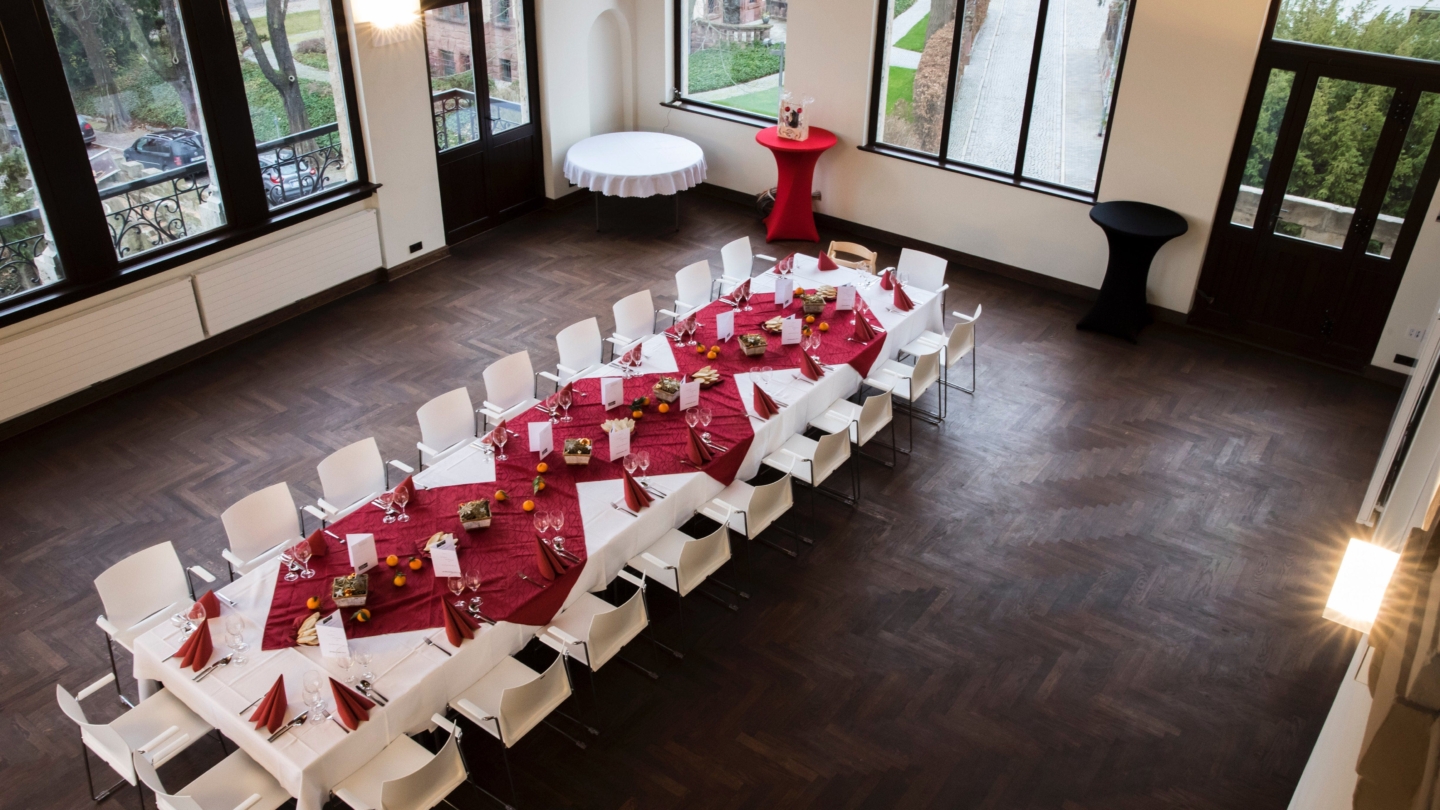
top-left (0, 193), bottom-right (1399, 809)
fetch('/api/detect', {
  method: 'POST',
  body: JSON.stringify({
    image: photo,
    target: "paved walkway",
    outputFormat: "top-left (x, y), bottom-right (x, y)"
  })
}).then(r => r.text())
top-left (245, 37), bottom-right (331, 83)
top-left (889, 0), bottom-right (931, 69)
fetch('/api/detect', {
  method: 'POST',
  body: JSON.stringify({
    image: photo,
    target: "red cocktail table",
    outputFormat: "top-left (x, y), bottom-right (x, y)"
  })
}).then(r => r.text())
top-left (756, 126), bottom-right (837, 243)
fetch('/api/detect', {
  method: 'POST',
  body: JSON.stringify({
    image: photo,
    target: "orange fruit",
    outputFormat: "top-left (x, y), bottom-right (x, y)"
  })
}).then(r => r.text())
top-left (805, 315), bottom-right (816, 324)
top-left (495, 489), bottom-right (508, 502)
top-left (392, 574), bottom-right (406, 588)
top-left (632, 409), bottom-right (644, 419)
top-left (710, 345), bottom-right (721, 353)
top-left (408, 557), bottom-right (423, 571)
top-left (536, 462), bottom-right (548, 474)
top-left (354, 608), bottom-right (371, 622)
top-left (522, 500), bottom-right (536, 512)
top-left (537, 480), bottom-right (546, 491)
top-left (306, 596), bottom-right (320, 610)
top-left (642, 396), bottom-right (651, 405)
top-left (385, 554), bottom-right (400, 567)
top-left (658, 403), bottom-right (670, 413)
top-left (695, 345), bottom-right (706, 354)
top-left (706, 351), bottom-right (718, 360)
top-left (818, 322), bottom-right (830, 332)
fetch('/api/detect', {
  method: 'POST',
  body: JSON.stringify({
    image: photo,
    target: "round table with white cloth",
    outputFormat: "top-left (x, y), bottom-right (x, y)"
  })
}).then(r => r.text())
top-left (563, 132), bottom-right (707, 198)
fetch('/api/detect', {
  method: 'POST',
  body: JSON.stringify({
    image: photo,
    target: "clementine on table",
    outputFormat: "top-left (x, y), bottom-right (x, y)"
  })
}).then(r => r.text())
top-left (658, 403), bottom-right (670, 413)
top-left (354, 608), bottom-right (371, 622)
top-left (306, 596), bottom-right (321, 610)
top-left (408, 557), bottom-right (423, 571)
top-left (495, 489), bottom-right (508, 502)
top-left (805, 315), bottom-right (816, 324)
top-left (818, 322), bottom-right (830, 332)
top-left (536, 462), bottom-right (548, 474)
top-left (695, 345), bottom-right (706, 354)
top-left (710, 345), bottom-right (721, 353)
top-left (385, 554), bottom-right (400, 567)
top-left (632, 409), bottom-right (644, 419)
top-left (522, 499), bottom-right (536, 512)
top-left (392, 574), bottom-right (407, 588)
top-left (706, 350), bottom-right (718, 360)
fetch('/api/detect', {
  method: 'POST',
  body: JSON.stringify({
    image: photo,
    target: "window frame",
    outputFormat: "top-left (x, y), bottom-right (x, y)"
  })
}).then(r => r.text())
top-left (667, 0), bottom-right (785, 127)
top-left (862, 0), bottom-right (1138, 203)
top-left (0, 0), bottom-right (374, 330)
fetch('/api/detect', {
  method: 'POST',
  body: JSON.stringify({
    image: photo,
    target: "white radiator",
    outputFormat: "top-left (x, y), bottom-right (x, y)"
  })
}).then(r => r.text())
top-left (0, 279), bottom-right (204, 423)
top-left (193, 209), bottom-right (382, 335)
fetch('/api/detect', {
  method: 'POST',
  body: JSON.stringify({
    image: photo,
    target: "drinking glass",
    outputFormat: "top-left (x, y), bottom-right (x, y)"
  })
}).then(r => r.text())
top-left (698, 408), bottom-right (713, 443)
top-left (224, 616), bottom-right (249, 663)
top-left (305, 690), bottom-right (327, 725)
top-left (377, 490), bottom-right (396, 524)
top-left (357, 651), bottom-right (375, 683)
top-left (685, 409), bottom-right (700, 430)
top-left (338, 655), bottom-right (356, 684)
top-left (740, 285), bottom-right (753, 312)
top-left (226, 633), bottom-right (248, 666)
top-left (624, 454), bottom-right (639, 477)
top-left (558, 387), bottom-right (573, 422)
top-left (464, 569), bottom-right (483, 612)
top-left (550, 511), bottom-right (565, 545)
top-left (685, 318), bottom-right (698, 346)
top-left (448, 576), bottom-right (466, 608)
top-left (293, 542), bottom-right (314, 579)
top-left (533, 511), bottom-right (550, 541)
top-left (637, 449), bottom-right (651, 481)
top-left (758, 366), bottom-right (773, 387)
top-left (392, 486), bottom-right (410, 523)
top-left (494, 427), bottom-right (508, 460)
top-left (303, 670), bottom-right (323, 696)
top-left (182, 601), bottom-right (207, 638)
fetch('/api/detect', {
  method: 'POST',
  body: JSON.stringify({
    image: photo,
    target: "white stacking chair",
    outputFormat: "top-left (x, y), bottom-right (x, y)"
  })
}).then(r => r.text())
top-left (902, 305), bottom-right (981, 417)
top-left (608, 290), bottom-right (656, 359)
top-left (480, 350), bottom-right (541, 429)
top-left (763, 426), bottom-right (859, 507)
top-left (716, 236), bottom-right (777, 296)
top-left (133, 748), bottom-right (288, 810)
top-left (313, 437), bottom-right (414, 523)
top-left (94, 541), bottom-right (210, 705)
top-left (58, 674), bottom-right (214, 805)
top-left (538, 317), bottom-right (604, 393)
top-left (450, 653), bottom-right (576, 804)
top-left (545, 569), bottom-right (655, 681)
top-left (416, 387), bottom-right (480, 469)
top-left (700, 469), bottom-right (806, 558)
top-left (897, 247), bottom-right (950, 311)
top-left (811, 390), bottom-right (897, 468)
top-left (220, 483), bottom-right (303, 580)
top-left (659, 260), bottom-right (715, 324)
top-left (334, 713), bottom-right (470, 810)
top-left (864, 348), bottom-right (943, 452)
top-left (630, 516), bottom-right (744, 628)
top-left (827, 240), bottom-right (878, 274)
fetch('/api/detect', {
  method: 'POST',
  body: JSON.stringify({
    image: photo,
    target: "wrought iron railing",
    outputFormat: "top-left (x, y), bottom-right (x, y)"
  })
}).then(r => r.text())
top-left (432, 88), bottom-right (526, 149)
top-left (255, 122), bottom-right (347, 208)
top-left (0, 207), bottom-right (49, 299)
top-left (99, 161), bottom-right (213, 258)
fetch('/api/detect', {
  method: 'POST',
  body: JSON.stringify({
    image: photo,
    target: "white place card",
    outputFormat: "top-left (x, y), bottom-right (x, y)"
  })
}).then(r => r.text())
top-left (781, 317), bottom-right (802, 346)
top-left (679, 379), bottom-right (700, 411)
top-left (316, 611), bottom-right (349, 658)
top-left (601, 377), bottom-right (624, 410)
top-left (528, 421), bottom-right (552, 460)
top-left (836, 284), bottom-right (856, 311)
top-left (347, 533), bottom-right (378, 575)
top-left (609, 427), bottom-right (631, 461)
top-left (431, 536), bottom-right (462, 578)
top-left (773, 277), bottom-right (793, 308)
top-left (715, 310), bottom-right (735, 341)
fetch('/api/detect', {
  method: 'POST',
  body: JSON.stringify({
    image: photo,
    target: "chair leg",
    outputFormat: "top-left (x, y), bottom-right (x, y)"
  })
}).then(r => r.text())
top-left (81, 739), bottom-right (129, 803)
top-left (696, 586), bottom-right (739, 611)
top-left (542, 719), bottom-right (590, 749)
top-left (618, 653), bottom-right (660, 679)
top-left (639, 587), bottom-right (684, 659)
top-left (710, 577), bottom-right (750, 600)
top-left (103, 635), bottom-right (133, 708)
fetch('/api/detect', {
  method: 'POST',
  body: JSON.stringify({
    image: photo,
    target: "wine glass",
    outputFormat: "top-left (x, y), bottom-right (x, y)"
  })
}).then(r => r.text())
top-left (494, 426), bottom-right (508, 461)
top-left (464, 568), bottom-right (483, 613)
top-left (305, 689), bottom-right (327, 725)
top-left (740, 284), bottom-right (753, 312)
top-left (224, 616), bottom-right (248, 665)
top-left (293, 542), bottom-right (314, 579)
top-left (338, 655), bottom-right (356, 684)
top-left (637, 449), bottom-right (651, 482)
top-left (448, 576), bottom-right (466, 608)
top-left (685, 408), bottom-right (700, 430)
top-left (698, 408), bottom-right (713, 443)
top-left (303, 670), bottom-right (323, 697)
top-left (392, 486), bottom-right (411, 523)
top-left (558, 386), bottom-right (573, 422)
top-left (356, 651), bottom-right (375, 683)
top-left (685, 318), bottom-right (699, 346)
top-left (550, 511), bottom-right (565, 546)
top-left (758, 366), bottom-right (773, 388)
top-left (377, 490), bottom-right (396, 524)
top-left (623, 453), bottom-right (639, 477)
top-left (182, 601), bottom-right (207, 638)
top-left (532, 511), bottom-right (550, 540)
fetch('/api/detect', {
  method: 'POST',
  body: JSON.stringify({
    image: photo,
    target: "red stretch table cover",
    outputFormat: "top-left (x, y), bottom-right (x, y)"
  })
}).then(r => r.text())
top-left (756, 126), bottom-right (837, 243)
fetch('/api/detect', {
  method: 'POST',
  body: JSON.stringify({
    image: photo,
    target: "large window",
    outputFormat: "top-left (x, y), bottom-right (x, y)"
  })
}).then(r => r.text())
top-left (868, 0), bottom-right (1133, 198)
top-left (0, 77), bottom-right (60, 304)
top-left (673, 0), bottom-right (788, 121)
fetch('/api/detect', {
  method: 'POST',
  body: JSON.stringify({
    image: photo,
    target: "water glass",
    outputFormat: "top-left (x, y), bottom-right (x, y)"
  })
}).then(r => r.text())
top-left (550, 511), bottom-right (565, 544)
top-left (685, 409), bottom-right (700, 430)
top-left (698, 408), bottom-right (713, 442)
top-left (624, 454), bottom-right (639, 477)
top-left (377, 490), bottom-right (396, 524)
top-left (293, 543), bottom-right (314, 579)
top-left (226, 633), bottom-right (248, 666)
top-left (356, 651), bottom-right (375, 683)
top-left (494, 427), bottom-right (508, 461)
top-left (303, 670), bottom-right (323, 696)
top-left (448, 576), bottom-right (466, 608)
top-left (305, 690), bottom-right (327, 724)
top-left (464, 569), bottom-right (483, 612)
top-left (559, 387), bottom-right (573, 422)
top-left (338, 655), bottom-right (356, 684)
top-left (637, 449), bottom-right (651, 481)
top-left (533, 511), bottom-right (551, 538)
top-left (393, 487), bottom-right (410, 523)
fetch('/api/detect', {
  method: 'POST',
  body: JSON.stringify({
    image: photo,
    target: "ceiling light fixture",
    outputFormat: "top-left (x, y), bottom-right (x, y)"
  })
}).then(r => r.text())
top-left (353, 0), bottom-right (420, 46)
top-left (1324, 538), bottom-right (1400, 634)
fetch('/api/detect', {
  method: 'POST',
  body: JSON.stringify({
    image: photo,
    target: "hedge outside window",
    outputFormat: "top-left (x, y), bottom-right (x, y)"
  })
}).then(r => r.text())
top-left (675, 0), bottom-right (787, 121)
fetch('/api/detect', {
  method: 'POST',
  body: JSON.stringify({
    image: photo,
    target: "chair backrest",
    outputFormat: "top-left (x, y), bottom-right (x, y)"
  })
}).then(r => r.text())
top-left (585, 586), bottom-right (648, 671)
top-left (221, 483), bottom-right (300, 564)
top-left (828, 241), bottom-right (877, 273)
top-left (857, 390), bottom-right (893, 446)
top-left (720, 236), bottom-right (753, 281)
top-left (612, 290), bottom-right (655, 341)
top-left (947, 304), bottom-right (981, 364)
top-left (498, 653), bottom-right (571, 747)
top-left (674, 260), bottom-right (713, 310)
top-left (912, 349), bottom-right (942, 397)
top-left (813, 427), bottom-right (852, 483)
top-left (381, 727), bottom-right (467, 810)
top-left (317, 437), bottom-right (385, 509)
top-left (417, 388), bottom-right (477, 455)
top-left (58, 686), bottom-right (133, 783)
top-left (555, 318), bottom-right (603, 373)
top-left (94, 541), bottom-right (191, 631)
top-left (898, 248), bottom-right (947, 292)
top-left (481, 350), bottom-right (535, 411)
top-left (676, 521), bottom-right (731, 597)
top-left (134, 751), bottom-right (213, 810)
top-left (746, 473), bottom-right (793, 538)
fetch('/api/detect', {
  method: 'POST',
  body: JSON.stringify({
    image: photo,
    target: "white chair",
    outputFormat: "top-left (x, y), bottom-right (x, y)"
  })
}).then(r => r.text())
top-left (480, 350), bottom-right (541, 429)
top-left (314, 437), bottom-right (414, 523)
top-left (538, 317), bottom-right (604, 393)
top-left (334, 713), bottom-right (469, 810)
top-left (762, 426), bottom-right (859, 506)
top-left (58, 673), bottom-right (214, 805)
top-left (133, 747), bottom-right (288, 810)
top-left (897, 247), bottom-right (950, 311)
top-left (716, 236), bottom-right (776, 296)
top-left (630, 516), bottom-right (743, 624)
top-left (416, 387), bottom-right (480, 469)
top-left (545, 569), bottom-right (654, 679)
top-left (700, 469), bottom-right (806, 558)
top-left (220, 483), bottom-right (303, 580)
top-left (94, 542), bottom-right (211, 704)
top-left (827, 240), bottom-right (878, 274)
top-left (902, 305), bottom-right (981, 416)
top-left (450, 653), bottom-right (576, 804)
top-left (659, 260), bottom-right (715, 324)
top-left (608, 290), bottom-right (656, 359)
top-left (811, 390), bottom-right (897, 468)
top-left (864, 348), bottom-right (943, 452)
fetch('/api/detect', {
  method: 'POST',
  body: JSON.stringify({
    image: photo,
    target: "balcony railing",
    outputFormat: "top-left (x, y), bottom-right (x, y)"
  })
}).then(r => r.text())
top-left (255, 122), bottom-right (347, 208)
top-left (100, 160), bottom-right (214, 258)
top-left (0, 207), bottom-right (49, 299)
top-left (432, 88), bottom-right (525, 150)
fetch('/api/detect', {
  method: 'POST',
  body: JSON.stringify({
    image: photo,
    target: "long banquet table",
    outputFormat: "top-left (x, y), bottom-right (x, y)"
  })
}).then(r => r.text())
top-left (132, 254), bottom-right (941, 810)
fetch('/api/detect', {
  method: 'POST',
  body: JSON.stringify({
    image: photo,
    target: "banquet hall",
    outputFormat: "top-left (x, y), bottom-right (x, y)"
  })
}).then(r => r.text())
top-left (5, 0), bottom-right (1440, 808)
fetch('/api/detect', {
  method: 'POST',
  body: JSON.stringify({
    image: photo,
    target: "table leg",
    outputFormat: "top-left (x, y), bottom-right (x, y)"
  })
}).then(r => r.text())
top-left (765, 148), bottom-right (823, 242)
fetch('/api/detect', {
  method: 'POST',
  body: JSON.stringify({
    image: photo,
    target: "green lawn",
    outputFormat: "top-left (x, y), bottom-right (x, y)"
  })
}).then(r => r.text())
top-left (895, 13), bottom-right (929, 52)
top-left (895, 0), bottom-right (918, 14)
top-left (887, 66), bottom-right (916, 113)
top-left (233, 8), bottom-right (322, 40)
top-left (714, 85), bottom-right (781, 117)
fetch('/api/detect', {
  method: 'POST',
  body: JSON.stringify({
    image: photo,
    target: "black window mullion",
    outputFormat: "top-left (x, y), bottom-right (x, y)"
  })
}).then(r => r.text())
top-left (332, 0), bottom-right (369, 186)
top-left (0, 0), bottom-right (116, 284)
top-left (1012, 0), bottom-right (1051, 180)
top-left (934, 1), bottom-right (968, 165)
top-left (867, 0), bottom-right (892, 147)
top-left (673, 0), bottom-right (684, 103)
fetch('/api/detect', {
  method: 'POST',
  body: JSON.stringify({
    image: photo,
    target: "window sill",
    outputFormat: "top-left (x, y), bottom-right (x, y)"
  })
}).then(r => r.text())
top-left (661, 100), bottom-right (773, 130)
top-left (857, 143), bottom-right (1097, 204)
top-left (0, 182), bottom-right (380, 331)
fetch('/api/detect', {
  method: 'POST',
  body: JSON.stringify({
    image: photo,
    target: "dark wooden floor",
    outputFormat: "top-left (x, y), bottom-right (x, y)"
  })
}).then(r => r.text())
top-left (0, 193), bottom-right (1398, 809)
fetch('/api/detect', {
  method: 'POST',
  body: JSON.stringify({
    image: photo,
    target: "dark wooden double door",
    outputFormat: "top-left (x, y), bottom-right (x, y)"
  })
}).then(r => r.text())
top-left (421, 0), bottom-right (544, 244)
top-left (1192, 48), bottom-right (1440, 368)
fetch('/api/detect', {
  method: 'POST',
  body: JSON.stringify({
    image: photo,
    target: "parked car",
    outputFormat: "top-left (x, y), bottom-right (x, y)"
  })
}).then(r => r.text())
top-left (4, 116), bottom-right (94, 147)
top-left (123, 128), bottom-right (206, 170)
top-left (259, 148), bottom-right (321, 205)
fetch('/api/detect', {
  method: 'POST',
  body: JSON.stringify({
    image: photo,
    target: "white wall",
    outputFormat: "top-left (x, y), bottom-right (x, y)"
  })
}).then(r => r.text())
top-left (589, 11), bottom-right (630, 136)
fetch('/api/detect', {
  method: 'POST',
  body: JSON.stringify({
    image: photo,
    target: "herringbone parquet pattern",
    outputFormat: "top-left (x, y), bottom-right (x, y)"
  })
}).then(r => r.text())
top-left (0, 193), bottom-right (1398, 809)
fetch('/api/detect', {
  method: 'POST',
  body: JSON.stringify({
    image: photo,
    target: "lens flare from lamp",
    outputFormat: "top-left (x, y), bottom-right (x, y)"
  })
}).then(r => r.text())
top-left (354, 0), bottom-right (419, 45)
top-left (1323, 539), bottom-right (1400, 634)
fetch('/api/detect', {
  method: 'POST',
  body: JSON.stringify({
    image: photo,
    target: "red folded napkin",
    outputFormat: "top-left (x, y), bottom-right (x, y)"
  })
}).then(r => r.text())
top-left (171, 621), bottom-right (213, 672)
top-left (753, 385), bottom-right (780, 419)
top-left (392, 475), bottom-right (416, 502)
top-left (817, 252), bottom-right (840, 271)
top-left (197, 589), bottom-right (223, 618)
top-left (329, 678), bottom-right (375, 730)
top-left (879, 269), bottom-right (894, 290)
top-left (621, 342), bottom-right (643, 366)
top-left (800, 350), bottom-right (826, 381)
top-left (442, 597), bottom-right (479, 646)
top-left (686, 425), bottom-right (714, 465)
top-left (303, 528), bottom-right (328, 558)
top-left (250, 675), bottom-right (287, 733)
top-left (893, 282), bottom-right (915, 312)
top-left (623, 468), bottom-right (653, 512)
top-left (536, 536), bottom-right (570, 581)
top-left (853, 312), bottom-right (878, 342)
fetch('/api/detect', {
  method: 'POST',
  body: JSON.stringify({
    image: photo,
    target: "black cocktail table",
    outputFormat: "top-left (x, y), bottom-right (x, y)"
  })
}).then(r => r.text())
top-left (1077, 201), bottom-right (1188, 343)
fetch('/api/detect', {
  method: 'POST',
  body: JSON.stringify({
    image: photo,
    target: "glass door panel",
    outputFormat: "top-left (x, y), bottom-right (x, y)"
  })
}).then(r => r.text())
top-left (1368, 91), bottom-right (1440, 258)
top-left (425, 4), bottom-right (482, 151)
top-left (482, 0), bottom-right (531, 134)
top-left (1231, 69), bottom-right (1295, 228)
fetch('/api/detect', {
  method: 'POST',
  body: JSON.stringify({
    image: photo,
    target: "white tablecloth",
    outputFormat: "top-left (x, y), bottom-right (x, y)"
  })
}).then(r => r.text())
top-left (563, 132), bottom-right (707, 198)
top-left (132, 255), bottom-right (939, 810)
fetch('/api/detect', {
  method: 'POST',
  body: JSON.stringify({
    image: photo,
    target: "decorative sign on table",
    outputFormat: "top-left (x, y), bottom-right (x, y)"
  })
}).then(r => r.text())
top-left (779, 91), bottom-right (813, 141)
top-left (716, 309), bottom-right (735, 341)
top-left (601, 377), bottom-right (624, 410)
top-left (347, 534), bottom-right (378, 575)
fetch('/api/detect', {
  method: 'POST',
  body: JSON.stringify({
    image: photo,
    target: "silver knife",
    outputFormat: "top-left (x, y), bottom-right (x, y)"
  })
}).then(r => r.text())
top-left (358, 680), bottom-right (390, 705)
top-left (268, 711), bottom-right (309, 742)
top-left (192, 654), bottom-right (232, 682)
top-left (217, 593), bottom-right (239, 608)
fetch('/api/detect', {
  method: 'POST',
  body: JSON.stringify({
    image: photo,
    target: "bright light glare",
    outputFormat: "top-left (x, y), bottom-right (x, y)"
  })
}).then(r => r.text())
top-left (353, 0), bottom-right (418, 29)
top-left (1324, 539), bottom-right (1400, 634)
